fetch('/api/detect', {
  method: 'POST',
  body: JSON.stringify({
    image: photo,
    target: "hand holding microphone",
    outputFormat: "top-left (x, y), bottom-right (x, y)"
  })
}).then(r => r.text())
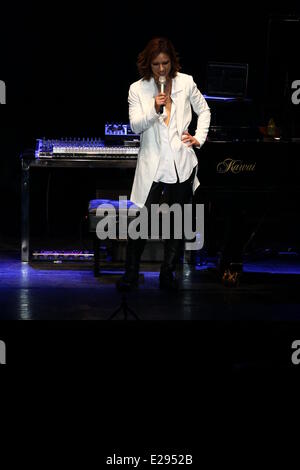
top-left (155, 76), bottom-right (167, 114)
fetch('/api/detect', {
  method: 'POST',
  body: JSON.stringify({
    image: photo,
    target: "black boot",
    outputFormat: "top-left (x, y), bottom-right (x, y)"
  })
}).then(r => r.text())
top-left (159, 240), bottom-right (181, 291)
top-left (116, 238), bottom-right (146, 292)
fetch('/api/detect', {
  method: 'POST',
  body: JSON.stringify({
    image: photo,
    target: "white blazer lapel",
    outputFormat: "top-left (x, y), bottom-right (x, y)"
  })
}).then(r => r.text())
top-left (140, 77), bottom-right (161, 145)
top-left (172, 75), bottom-right (184, 136)
top-left (141, 78), bottom-right (156, 113)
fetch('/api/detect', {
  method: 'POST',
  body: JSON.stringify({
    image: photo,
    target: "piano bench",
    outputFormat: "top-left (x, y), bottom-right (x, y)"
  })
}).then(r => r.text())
top-left (88, 199), bottom-right (164, 277)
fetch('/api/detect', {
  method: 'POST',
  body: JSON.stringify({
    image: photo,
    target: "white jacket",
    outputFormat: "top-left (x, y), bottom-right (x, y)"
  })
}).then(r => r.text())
top-left (129, 72), bottom-right (211, 207)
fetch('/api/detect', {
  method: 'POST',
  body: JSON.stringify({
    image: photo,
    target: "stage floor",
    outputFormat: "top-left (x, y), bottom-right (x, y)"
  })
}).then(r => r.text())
top-left (1, 251), bottom-right (300, 321)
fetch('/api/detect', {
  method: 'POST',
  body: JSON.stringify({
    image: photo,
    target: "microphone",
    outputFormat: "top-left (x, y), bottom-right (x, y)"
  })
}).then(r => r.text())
top-left (158, 76), bottom-right (166, 114)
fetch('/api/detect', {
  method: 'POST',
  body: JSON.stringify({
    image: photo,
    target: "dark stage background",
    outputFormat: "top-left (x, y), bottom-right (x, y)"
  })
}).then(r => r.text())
top-left (0, 1), bottom-right (299, 243)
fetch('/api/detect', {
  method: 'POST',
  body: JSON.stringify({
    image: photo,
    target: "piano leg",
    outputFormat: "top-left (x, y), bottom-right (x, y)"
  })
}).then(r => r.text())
top-left (216, 196), bottom-right (245, 287)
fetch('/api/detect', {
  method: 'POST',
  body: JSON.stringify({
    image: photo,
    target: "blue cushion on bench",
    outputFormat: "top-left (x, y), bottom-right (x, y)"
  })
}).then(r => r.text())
top-left (88, 199), bottom-right (138, 214)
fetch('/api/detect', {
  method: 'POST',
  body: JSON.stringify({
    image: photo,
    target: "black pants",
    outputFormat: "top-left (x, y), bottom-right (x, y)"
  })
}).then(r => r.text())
top-left (144, 168), bottom-right (195, 229)
top-left (125, 169), bottom-right (195, 274)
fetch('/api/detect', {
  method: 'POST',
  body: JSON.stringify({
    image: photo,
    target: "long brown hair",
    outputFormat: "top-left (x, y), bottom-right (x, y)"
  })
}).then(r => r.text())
top-left (137, 37), bottom-right (181, 80)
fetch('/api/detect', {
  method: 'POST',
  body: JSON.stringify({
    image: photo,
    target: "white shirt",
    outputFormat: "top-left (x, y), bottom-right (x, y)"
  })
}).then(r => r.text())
top-left (128, 73), bottom-right (211, 207)
top-left (154, 94), bottom-right (197, 184)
